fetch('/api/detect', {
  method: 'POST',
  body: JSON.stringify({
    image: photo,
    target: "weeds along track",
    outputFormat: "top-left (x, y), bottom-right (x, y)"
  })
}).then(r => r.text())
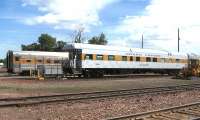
top-left (107, 102), bottom-right (200, 120)
top-left (0, 84), bottom-right (200, 108)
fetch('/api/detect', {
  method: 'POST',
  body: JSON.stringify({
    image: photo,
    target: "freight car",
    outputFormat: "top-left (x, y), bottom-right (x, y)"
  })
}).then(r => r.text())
top-left (63, 43), bottom-right (188, 77)
top-left (6, 50), bottom-right (69, 75)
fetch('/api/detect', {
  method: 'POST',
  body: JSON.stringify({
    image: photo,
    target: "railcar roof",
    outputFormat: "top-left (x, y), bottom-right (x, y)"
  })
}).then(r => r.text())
top-left (188, 53), bottom-right (200, 59)
top-left (67, 43), bottom-right (188, 57)
top-left (13, 51), bottom-right (69, 57)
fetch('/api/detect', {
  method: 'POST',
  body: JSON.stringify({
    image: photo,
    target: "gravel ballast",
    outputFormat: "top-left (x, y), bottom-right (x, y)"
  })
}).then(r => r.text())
top-left (0, 90), bottom-right (200, 120)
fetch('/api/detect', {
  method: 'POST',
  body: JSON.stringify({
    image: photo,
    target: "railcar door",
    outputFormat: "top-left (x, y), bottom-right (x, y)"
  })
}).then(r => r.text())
top-left (63, 49), bottom-right (82, 75)
top-left (72, 49), bottom-right (82, 74)
top-left (6, 51), bottom-right (13, 72)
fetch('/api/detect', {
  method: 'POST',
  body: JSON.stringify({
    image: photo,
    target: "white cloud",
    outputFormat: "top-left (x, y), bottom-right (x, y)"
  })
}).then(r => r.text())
top-left (22, 0), bottom-right (116, 31)
top-left (114, 0), bottom-right (200, 53)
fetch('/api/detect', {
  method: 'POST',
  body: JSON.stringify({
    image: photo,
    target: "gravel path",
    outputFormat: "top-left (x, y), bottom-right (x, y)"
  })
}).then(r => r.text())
top-left (0, 90), bottom-right (200, 120)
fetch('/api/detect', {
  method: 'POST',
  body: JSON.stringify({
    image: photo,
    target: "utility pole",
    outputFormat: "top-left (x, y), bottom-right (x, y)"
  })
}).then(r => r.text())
top-left (142, 34), bottom-right (144, 49)
top-left (178, 28), bottom-right (180, 52)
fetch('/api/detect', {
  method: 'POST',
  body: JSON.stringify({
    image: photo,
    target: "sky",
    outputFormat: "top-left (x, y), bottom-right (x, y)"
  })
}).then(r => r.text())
top-left (1, 0), bottom-right (200, 59)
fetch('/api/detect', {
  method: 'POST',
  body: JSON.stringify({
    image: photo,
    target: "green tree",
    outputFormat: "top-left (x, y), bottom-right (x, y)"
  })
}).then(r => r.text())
top-left (55, 41), bottom-right (67, 51)
top-left (0, 59), bottom-right (4, 63)
top-left (88, 33), bottom-right (108, 45)
top-left (88, 36), bottom-right (99, 44)
top-left (98, 33), bottom-right (107, 45)
top-left (21, 45), bottom-right (27, 50)
top-left (38, 34), bottom-right (56, 51)
top-left (21, 33), bottom-right (68, 51)
top-left (0, 58), bottom-right (6, 66)
top-left (21, 43), bottom-right (40, 51)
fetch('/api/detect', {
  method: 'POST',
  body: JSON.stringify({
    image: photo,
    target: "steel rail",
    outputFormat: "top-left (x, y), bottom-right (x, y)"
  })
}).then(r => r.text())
top-left (107, 102), bottom-right (200, 120)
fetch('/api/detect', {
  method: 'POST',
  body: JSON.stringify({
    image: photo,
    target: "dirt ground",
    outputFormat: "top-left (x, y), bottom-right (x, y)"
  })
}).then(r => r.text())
top-left (0, 90), bottom-right (200, 120)
top-left (1, 70), bottom-right (200, 119)
top-left (0, 75), bottom-right (200, 98)
top-left (0, 68), bottom-right (6, 73)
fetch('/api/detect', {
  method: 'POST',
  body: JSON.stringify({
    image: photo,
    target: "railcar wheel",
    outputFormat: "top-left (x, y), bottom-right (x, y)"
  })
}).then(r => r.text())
top-left (83, 70), bottom-right (91, 78)
top-left (78, 74), bottom-right (82, 78)
top-left (97, 71), bottom-right (104, 78)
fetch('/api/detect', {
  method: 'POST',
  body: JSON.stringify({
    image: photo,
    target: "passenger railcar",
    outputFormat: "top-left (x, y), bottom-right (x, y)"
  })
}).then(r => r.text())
top-left (64, 43), bottom-right (188, 77)
top-left (7, 43), bottom-right (192, 78)
top-left (7, 50), bottom-right (69, 74)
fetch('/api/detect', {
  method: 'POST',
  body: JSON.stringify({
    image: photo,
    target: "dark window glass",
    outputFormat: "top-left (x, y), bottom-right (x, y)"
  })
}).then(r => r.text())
top-left (85, 54), bottom-right (93, 60)
top-left (136, 57), bottom-right (140, 61)
top-left (26, 60), bottom-right (31, 63)
top-left (130, 56), bottom-right (133, 61)
top-left (176, 59), bottom-right (180, 62)
top-left (153, 58), bottom-right (157, 62)
top-left (96, 55), bottom-right (103, 60)
top-left (146, 57), bottom-right (151, 62)
top-left (108, 55), bottom-right (115, 61)
top-left (54, 60), bottom-right (60, 63)
top-left (15, 57), bottom-right (19, 61)
top-left (122, 56), bottom-right (127, 61)
top-left (37, 60), bottom-right (42, 63)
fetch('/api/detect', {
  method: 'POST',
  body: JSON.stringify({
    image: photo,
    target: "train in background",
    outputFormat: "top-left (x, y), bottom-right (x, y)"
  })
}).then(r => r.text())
top-left (6, 50), bottom-right (69, 76)
top-left (6, 43), bottom-right (200, 78)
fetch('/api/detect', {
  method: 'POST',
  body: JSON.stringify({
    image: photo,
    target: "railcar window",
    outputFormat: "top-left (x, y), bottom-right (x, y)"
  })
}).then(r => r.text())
top-left (153, 58), bottom-right (157, 62)
top-left (15, 57), bottom-right (19, 61)
top-left (122, 56), bottom-right (127, 61)
top-left (26, 60), bottom-right (31, 63)
top-left (46, 59), bottom-right (51, 63)
top-left (130, 56), bottom-right (133, 61)
top-left (160, 58), bottom-right (165, 63)
top-left (176, 59), bottom-right (180, 62)
top-left (96, 55), bottom-right (103, 60)
top-left (165, 58), bottom-right (168, 62)
top-left (146, 57), bottom-right (151, 62)
top-left (37, 60), bottom-right (42, 63)
top-left (169, 59), bottom-right (173, 63)
top-left (108, 55), bottom-right (115, 61)
top-left (85, 54), bottom-right (93, 60)
top-left (54, 60), bottom-right (60, 63)
top-left (136, 57), bottom-right (140, 61)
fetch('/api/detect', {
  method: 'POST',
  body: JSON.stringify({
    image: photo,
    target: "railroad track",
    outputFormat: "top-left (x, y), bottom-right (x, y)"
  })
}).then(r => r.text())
top-left (0, 84), bottom-right (200, 108)
top-left (0, 74), bottom-right (168, 80)
top-left (56, 74), bottom-right (169, 80)
top-left (107, 102), bottom-right (200, 120)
